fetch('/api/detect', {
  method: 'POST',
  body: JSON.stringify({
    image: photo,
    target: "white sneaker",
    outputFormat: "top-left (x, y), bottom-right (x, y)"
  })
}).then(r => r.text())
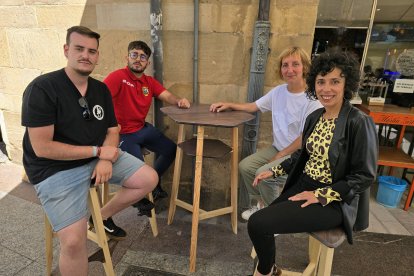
top-left (241, 203), bottom-right (261, 221)
top-left (0, 151), bottom-right (8, 163)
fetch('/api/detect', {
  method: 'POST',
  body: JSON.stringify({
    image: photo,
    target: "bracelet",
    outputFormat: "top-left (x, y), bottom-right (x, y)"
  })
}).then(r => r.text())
top-left (97, 146), bottom-right (101, 157)
top-left (92, 146), bottom-right (97, 157)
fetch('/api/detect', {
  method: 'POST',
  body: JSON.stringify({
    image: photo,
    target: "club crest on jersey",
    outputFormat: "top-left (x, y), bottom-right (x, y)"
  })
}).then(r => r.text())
top-left (142, 87), bottom-right (149, 96)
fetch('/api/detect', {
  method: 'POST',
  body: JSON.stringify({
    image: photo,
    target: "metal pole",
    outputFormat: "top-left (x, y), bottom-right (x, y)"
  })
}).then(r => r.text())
top-left (241, 22), bottom-right (271, 157)
top-left (150, 0), bottom-right (164, 130)
top-left (360, 0), bottom-right (378, 77)
top-left (239, 0), bottom-right (271, 210)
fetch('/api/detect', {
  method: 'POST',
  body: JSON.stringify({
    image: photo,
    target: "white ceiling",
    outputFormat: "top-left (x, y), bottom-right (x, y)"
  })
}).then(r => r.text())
top-left (316, 0), bottom-right (414, 27)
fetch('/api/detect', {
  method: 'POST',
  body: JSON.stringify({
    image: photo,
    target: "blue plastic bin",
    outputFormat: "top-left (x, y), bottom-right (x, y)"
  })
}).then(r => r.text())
top-left (376, 176), bottom-right (407, 208)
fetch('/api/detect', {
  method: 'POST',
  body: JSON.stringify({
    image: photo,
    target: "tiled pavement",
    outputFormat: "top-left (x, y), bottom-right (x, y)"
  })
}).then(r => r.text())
top-left (0, 161), bottom-right (413, 275)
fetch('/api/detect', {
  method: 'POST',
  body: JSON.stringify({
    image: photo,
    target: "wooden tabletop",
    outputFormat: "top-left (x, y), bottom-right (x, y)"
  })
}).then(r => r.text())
top-left (160, 103), bottom-right (255, 127)
top-left (357, 103), bottom-right (414, 116)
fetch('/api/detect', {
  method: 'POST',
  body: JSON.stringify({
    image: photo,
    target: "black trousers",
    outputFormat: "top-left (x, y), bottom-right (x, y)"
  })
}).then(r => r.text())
top-left (247, 174), bottom-right (343, 274)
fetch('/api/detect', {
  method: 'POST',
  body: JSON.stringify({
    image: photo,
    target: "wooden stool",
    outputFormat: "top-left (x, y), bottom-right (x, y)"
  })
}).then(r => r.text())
top-left (140, 146), bottom-right (158, 237)
top-left (45, 184), bottom-right (115, 276)
top-left (251, 228), bottom-right (346, 276)
top-left (45, 182), bottom-right (159, 275)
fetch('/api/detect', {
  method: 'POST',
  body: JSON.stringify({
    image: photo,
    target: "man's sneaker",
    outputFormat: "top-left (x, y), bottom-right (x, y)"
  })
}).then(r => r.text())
top-left (152, 185), bottom-right (168, 201)
top-left (137, 209), bottom-right (152, 217)
top-left (132, 198), bottom-right (155, 217)
top-left (88, 216), bottom-right (126, 241)
top-left (241, 203), bottom-right (261, 221)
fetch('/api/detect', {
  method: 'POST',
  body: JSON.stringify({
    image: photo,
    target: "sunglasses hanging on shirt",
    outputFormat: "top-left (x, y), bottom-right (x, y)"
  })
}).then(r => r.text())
top-left (78, 97), bottom-right (91, 121)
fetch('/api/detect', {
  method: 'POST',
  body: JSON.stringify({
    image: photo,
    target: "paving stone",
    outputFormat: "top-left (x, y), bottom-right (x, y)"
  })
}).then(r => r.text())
top-left (0, 245), bottom-right (32, 276)
top-left (12, 261), bottom-right (44, 276)
top-left (0, 194), bottom-right (43, 242)
top-left (0, 217), bottom-right (44, 260)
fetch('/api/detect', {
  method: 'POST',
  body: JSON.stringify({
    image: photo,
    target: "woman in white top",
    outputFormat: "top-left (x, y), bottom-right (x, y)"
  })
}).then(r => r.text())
top-left (210, 47), bottom-right (322, 220)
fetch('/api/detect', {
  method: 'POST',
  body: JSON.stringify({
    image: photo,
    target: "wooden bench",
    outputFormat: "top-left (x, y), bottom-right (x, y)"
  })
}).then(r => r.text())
top-left (378, 146), bottom-right (414, 210)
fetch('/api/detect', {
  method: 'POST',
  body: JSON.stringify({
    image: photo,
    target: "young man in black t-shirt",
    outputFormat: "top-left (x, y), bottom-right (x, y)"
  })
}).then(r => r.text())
top-left (21, 26), bottom-right (158, 275)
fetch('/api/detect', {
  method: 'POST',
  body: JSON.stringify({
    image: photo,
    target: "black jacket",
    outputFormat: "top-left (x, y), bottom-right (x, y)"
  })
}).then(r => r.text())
top-left (280, 101), bottom-right (378, 244)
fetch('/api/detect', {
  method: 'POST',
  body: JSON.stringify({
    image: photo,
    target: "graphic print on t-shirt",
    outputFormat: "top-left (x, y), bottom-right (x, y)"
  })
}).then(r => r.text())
top-left (93, 105), bottom-right (104, 120)
top-left (122, 79), bottom-right (134, 87)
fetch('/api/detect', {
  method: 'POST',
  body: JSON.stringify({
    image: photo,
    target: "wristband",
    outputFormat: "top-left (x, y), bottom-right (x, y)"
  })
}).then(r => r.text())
top-left (92, 146), bottom-right (97, 157)
top-left (97, 146), bottom-right (101, 157)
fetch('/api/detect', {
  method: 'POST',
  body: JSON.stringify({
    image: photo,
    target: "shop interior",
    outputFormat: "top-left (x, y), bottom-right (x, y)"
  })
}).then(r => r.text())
top-left (313, 0), bottom-right (414, 107)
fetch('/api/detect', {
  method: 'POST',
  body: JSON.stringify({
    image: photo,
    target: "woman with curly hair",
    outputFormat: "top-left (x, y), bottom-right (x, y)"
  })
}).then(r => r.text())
top-left (248, 50), bottom-right (379, 276)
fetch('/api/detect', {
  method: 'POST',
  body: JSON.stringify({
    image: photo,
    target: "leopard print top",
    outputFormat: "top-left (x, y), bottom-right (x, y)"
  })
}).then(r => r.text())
top-left (270, 116), bottom-right (341, 206)
top-left (304, 116), bottom-right (336, 184)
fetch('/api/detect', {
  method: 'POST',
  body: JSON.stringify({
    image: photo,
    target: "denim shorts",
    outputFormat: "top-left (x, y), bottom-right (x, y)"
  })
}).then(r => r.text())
top-left (34, 150), bottom-right (145, 232)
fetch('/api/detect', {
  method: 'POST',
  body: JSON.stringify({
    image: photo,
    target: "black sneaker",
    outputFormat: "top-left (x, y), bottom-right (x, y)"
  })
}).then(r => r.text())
top-left (152, 185), bottom-right (168, 201)
top-left (137, 209), bottom-right (153, 217)
top-left (88, 216), bottom-right (126, 241)
top-left (132, 198), bottom-right (155, 217)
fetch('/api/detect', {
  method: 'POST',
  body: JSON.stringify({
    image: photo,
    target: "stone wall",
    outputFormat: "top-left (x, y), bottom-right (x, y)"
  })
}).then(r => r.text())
top-left (0, 0), bottom-right (318, 195)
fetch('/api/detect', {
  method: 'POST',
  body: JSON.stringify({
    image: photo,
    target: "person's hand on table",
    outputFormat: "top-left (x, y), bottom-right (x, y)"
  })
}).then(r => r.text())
top-left (210, 102), bottom-right (230, 113)
top-left (177, 98), bottom-right (191, 109)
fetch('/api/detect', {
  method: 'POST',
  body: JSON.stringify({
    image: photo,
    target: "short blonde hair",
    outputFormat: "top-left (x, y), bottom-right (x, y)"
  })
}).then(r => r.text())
top-left (277, 46), bottom-right (311, 80)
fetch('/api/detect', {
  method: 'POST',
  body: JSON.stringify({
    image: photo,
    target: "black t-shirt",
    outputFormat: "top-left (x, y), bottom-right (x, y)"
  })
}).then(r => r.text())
top-left (21, 69), bottom-right (118, 184)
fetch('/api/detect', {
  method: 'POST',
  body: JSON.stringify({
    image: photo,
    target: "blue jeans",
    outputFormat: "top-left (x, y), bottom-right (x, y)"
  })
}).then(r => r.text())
top-left (35, 151), bottom-right (144, 231)
top-left (120, 123), bottom-right (176, 180)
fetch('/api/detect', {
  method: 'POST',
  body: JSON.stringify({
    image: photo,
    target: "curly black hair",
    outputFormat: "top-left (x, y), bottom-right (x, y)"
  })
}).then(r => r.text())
top-left (306, 50), bottom-right (360, 101)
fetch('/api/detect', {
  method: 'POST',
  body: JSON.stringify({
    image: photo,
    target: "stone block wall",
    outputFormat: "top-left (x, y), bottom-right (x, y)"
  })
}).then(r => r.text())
top-left (0, 0), bottom-right (319, 194)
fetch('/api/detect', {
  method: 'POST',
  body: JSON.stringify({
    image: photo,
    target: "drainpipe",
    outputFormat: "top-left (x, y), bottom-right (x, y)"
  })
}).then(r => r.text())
top-left (239, 0), bottom-right (271, 210)
top-left (150, 0), bottom-right (164, 131)
top-left (190, 1), bottom-right (200, 187)
top-left (193, 0), bottom-right (199, 104)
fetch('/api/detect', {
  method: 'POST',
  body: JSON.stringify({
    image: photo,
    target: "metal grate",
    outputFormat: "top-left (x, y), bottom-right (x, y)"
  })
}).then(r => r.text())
top-left (122, 266), bottom-right (185, 276)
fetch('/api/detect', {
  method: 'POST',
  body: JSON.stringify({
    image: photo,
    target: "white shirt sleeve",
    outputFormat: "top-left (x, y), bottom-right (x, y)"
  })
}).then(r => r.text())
top-left (255, 87), bottom-right (277, 113)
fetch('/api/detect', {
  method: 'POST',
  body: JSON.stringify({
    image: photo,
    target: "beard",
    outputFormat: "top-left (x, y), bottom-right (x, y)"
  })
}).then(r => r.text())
top-left (128, 62), bottom-right (146, 74)
top-left (74, 68), bottom-right (93, 76)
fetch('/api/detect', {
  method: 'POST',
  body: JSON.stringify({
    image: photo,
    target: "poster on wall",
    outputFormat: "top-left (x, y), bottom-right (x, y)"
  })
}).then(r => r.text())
top-left (396, 49), bottom-right (414, 77)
